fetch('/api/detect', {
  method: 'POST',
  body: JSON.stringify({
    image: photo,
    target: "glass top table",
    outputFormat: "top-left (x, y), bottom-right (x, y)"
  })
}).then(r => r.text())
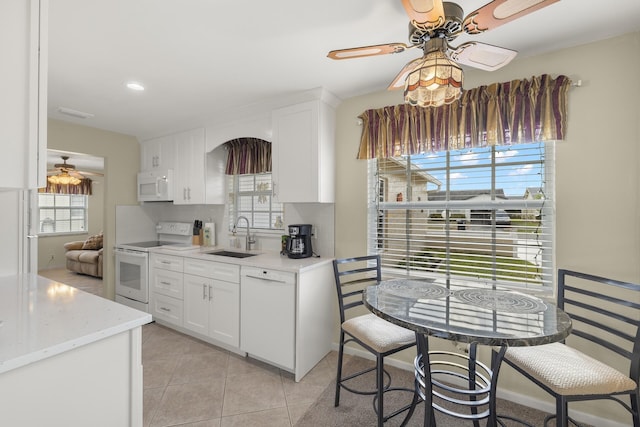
top-left (363, 277), bottom-right (573, 426)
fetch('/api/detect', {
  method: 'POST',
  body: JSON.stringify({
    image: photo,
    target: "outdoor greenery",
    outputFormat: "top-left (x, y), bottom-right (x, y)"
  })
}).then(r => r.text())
top-left (402, 248), bottom-right (542, 285)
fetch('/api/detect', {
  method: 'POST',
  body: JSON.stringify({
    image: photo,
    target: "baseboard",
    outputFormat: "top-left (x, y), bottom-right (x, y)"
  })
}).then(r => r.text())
top-left (332, 343), bottom-right (628, 427)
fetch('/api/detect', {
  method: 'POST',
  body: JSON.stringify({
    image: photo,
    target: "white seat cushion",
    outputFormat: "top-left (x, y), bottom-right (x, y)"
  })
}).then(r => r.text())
top-left (505, 342), bottom-right (637, 396)
top-left (342, 313), bottom-right (415, 353)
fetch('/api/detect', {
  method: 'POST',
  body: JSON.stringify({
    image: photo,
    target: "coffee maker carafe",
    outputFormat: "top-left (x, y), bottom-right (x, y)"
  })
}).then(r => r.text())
top-left (285, 224), bottom-right (313, 259)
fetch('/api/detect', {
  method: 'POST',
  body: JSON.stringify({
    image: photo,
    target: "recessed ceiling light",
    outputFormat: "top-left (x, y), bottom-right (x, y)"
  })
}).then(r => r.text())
top-left (126, 82), bottom-right (145, 91)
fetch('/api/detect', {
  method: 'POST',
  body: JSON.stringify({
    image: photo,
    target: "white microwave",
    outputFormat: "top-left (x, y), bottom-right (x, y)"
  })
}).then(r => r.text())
top-left (137, 169), bottom-right (174, 202)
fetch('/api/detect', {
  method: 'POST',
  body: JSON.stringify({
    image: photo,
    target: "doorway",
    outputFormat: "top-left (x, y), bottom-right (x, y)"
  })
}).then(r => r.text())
top-left (37, 149), bottom-right (105, 296)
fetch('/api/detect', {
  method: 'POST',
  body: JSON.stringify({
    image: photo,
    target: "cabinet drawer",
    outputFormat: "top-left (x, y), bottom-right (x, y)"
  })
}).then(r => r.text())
top-left (184, 258), bottom-right (240, 283)
top-left (151, 268), bottom-right (183, 299)
top-left (151, 253), bottom-right (184, 272)
top-left (151, 293), bottom-right (183, 327)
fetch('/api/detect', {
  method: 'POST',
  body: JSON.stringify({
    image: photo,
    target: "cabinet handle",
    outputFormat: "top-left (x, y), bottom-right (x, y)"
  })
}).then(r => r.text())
top-left (202, 284), bottom-right (207, 300)
top-left (161, 260), bottom-right (171, 265)
top-left (160, 307), bottom-right (170, 312)
top-left (187, 187), bottom-right (191, 200)
top-left (160, 281), bottom-right (171, 286)
top-left (209, 285), bottom-right (213, 301)
top-left (183, 188), bottom-right (187, 200)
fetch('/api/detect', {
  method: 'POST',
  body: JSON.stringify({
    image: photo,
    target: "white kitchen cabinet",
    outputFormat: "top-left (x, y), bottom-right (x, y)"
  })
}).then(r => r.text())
top-left (271, 98), bottom-right (336, 203)
top-left (140, 134), bottom-right (176, 171)
top-left (174, 128), bottom-right (206, 204)
top-left (1, 0), bottom-right (47, 189)
top-left (149, 253), bottom-right (184, 327)
top-left (183, 258), bottom-right (240, 347)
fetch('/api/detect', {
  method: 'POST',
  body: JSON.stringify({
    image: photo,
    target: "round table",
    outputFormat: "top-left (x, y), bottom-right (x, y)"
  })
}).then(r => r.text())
top-left (363, 277), bottom-right (572, 427)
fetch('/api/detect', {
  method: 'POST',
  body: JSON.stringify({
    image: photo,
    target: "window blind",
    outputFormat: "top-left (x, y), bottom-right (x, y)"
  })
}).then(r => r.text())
top-left (368, 141), bottom-right (554, 290)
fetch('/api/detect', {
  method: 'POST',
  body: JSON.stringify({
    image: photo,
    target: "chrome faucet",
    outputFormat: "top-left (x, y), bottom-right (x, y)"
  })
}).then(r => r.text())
top-left (233, 216), bottom-right (255, 251)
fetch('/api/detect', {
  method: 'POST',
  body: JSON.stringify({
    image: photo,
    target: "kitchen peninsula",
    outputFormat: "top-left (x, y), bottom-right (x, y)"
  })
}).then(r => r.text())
top-left (0, 274), bottom-right (151, 426)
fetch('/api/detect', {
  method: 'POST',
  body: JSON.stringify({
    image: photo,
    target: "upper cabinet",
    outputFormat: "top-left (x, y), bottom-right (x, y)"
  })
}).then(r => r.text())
top-left (271, 97), bottom-right (336, 203)
top-left (174, 128), bottom-right (206, 205)
top-left (1, 0), bottom-right (48, 189)
top-left (140, 134), bottom-right (176, 172)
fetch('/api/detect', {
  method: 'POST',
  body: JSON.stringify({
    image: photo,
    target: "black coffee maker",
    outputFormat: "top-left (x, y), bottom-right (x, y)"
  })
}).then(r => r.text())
top-left (285, 224), bottom-right (313, 259)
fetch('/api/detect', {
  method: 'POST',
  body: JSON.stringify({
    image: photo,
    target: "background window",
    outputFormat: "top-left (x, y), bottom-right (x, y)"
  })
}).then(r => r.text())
top-left (39, 193), bottom-right (88, 234)
top-left (368, 142), bottom-right (554, 290)
top-left (228, 173), bottom-right (284, 231)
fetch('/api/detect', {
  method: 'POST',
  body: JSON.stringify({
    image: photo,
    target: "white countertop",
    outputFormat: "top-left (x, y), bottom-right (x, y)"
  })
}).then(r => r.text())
top-left (0, 274), bottom-right (152, 374)
top-left (150, 246), bottom-right (334, 273)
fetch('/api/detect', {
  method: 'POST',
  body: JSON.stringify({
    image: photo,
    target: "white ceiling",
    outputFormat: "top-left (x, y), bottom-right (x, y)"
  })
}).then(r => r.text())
top-left (48, 0), bottom-right (640, 141)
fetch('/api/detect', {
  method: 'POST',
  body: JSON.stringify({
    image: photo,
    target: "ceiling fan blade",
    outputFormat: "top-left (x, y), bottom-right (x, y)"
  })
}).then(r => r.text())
top-left (401, 0), bottom-right (445, 26)
top-left (327, 43), bottom-right (409, 60)
top-left (387, 57), bottom-right (423, 90)
top-left (450, 42), bottom-right (517, 71)
top-left (76, 170), bottom-right (104, 177)
top-left (463, 0), bottom-right (560, 35)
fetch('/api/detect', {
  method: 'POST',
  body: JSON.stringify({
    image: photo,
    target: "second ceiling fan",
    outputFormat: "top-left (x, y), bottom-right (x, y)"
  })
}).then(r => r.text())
top-left (327, 0), bottom-right (560, 107)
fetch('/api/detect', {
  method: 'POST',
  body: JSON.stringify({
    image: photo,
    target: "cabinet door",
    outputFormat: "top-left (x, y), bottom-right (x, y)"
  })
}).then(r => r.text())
top-left (209, 280), bottom-right (240, 347)
top-left (1, 0), bottom-right (47, 189)
top-left (140, 135), bottom-right (175, 171)
top-left (174, 128), bottom-right (206, 204)
top-left (272, 101), bottom-right (317, 203)
top-left (271, 100), bottom-right (335, 203)
top-left (183, 273), bottom-right (212, 335)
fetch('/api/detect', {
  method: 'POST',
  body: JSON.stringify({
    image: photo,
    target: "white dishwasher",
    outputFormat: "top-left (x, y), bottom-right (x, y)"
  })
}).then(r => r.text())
top-left (241, 266), bottom-right (296, 369)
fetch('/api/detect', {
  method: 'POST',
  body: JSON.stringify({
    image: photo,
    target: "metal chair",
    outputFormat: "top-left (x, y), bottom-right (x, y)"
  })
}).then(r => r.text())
top-left (501, 269), bottom-right (640, 427)
top-left (333, 255), bottom-right (416, 427)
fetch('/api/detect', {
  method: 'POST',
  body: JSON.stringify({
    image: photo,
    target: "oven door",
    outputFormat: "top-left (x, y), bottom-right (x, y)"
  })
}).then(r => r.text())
top-left (115, 249), bottom-right (149, 303)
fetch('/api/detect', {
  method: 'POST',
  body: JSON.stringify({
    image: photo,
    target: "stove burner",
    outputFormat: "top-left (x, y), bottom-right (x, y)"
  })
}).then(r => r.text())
top-left (453, 289), bottom-right (546, 314)
top-left (380, 279), bottom-right (451, 299)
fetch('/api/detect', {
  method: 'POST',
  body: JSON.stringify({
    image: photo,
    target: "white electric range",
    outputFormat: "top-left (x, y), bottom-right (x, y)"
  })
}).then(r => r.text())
top-left (115, 221), bottom-right (196, 312)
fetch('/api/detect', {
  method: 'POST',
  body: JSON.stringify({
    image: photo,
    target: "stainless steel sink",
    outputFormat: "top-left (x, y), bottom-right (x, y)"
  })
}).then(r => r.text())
top-left (204, 250), bottom-right (258, 258)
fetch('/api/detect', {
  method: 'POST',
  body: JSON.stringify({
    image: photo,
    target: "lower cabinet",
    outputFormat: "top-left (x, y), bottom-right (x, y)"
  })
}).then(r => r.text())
top-left (149, 254), bottom-right (184, 327)
top-left (183, 259), bottom-right (240, 348)
top-left (149, 253), bottom-right (335, 381)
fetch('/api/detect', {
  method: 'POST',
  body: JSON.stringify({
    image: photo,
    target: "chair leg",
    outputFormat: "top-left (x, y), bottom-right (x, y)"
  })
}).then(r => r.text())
top-left (335, 331), bottom-right (345, 407)
top-left (556, 397), bottom-right (569, 427)
top-left (376, 354), bottom-right (384, 427)
top-left (631, 392), bottom-right (640, 427)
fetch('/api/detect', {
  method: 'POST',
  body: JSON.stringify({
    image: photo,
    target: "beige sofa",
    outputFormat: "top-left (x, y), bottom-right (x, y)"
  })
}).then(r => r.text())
top-left (64, 233), bottom-right (103, 278)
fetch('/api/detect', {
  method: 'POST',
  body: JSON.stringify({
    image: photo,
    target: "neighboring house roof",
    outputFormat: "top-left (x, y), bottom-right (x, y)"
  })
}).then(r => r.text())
top-left (427, 189), bottom-right (508, 201)
top-left (379, 157), bottom-right (442, 188)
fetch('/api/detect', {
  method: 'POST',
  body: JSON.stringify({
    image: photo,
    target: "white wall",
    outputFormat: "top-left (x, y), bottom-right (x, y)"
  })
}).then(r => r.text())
top-left (334, 31), bottom-right (640, 425)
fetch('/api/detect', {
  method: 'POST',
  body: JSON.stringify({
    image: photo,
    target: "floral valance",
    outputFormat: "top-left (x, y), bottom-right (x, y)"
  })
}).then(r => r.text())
top-left (357, 74), bottom-right (571, 159)
top-left (38, 178), bottom-right (93, 195)
top-left (224, 137), bottom-right (272, 175)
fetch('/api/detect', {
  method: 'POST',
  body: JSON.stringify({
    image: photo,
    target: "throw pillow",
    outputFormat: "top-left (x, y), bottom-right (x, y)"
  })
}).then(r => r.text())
top-left (82, 233), bottom-right (103, 250)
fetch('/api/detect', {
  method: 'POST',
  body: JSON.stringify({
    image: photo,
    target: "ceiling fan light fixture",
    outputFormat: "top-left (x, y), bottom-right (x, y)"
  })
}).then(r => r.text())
top-left (48, 171), bottom-right (81, 185)
top-left (404, 42), bottom-right (463, 108)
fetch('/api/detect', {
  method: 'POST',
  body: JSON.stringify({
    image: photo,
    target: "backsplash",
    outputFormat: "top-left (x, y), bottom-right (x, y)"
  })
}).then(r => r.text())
top-left (129, 202), bottom-right (334, 258)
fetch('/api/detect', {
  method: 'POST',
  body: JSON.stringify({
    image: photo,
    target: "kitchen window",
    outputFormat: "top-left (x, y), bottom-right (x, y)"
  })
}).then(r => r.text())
top-left (368, 141), bottom-right (554, 290)
top-left (227, 173), bottom-right (284, 231)
top-left (38, 193), bottom-right (88, 235)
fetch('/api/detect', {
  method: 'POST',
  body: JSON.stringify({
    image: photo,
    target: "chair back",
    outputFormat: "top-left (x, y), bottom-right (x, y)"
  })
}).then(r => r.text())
top-left (558, 269), bottom-right (640, 384)
top-left (333, 255), bottom-right (382, 324)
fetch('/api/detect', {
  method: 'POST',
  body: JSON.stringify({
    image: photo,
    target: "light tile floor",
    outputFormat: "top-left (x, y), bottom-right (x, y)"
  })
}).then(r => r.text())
top-left (142, 322), bottom-right (337, 427)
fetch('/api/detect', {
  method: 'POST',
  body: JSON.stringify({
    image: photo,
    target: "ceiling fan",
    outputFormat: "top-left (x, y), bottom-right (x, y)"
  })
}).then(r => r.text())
top-left (47, 156), bottom-right (103, 184)
top-left (327, 0), bottom-right (560, 106)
